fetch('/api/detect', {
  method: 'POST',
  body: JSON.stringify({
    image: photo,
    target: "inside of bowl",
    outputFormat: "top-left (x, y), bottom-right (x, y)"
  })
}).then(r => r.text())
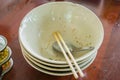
top-left (19, 2), bottom-right (103, 62)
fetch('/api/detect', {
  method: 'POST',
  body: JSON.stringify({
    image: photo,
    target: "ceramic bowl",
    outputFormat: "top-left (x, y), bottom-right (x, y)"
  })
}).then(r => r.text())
top-left (19, 2), bottom-right (104, 64)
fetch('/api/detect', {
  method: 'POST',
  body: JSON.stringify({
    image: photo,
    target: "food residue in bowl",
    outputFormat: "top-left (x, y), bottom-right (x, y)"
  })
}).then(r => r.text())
top-left (39, 32), bottom-right (93, 61)
top-left (0, 48), bottom-right (9, 64)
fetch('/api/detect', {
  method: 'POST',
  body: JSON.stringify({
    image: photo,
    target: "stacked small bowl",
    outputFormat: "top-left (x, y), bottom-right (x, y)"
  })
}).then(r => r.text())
top-left (0, 35), bottom-right (13, 79)
top-left (19, 2), bottom-right (104, 76)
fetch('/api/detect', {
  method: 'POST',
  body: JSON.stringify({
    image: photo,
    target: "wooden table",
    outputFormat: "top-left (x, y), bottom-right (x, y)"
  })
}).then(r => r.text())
top-left (0, 0), bottom-right (120, 80)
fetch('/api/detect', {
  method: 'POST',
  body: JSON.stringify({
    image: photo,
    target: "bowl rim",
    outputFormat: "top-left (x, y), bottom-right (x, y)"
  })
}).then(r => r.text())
top-left (24, 50), bottom-right (96, 72)
top-left (22, 50), bottom-right (97, 76)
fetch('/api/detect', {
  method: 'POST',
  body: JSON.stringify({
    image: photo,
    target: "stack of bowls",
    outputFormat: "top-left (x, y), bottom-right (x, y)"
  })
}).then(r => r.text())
top-left (19, 2), bottom-right (104, 76)
top-left (0, 35), bottom-right (13, 79)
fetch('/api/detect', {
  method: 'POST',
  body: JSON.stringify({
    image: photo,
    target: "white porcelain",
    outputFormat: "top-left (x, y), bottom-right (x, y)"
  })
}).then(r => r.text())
top-left (19, 2), bottom-right (104, 64)
top-left (24, 48), bottom-right (95, 68)
top-left (23, 51), bottom-right (97, 76)
top-left (24, 51), bottom-right (96, 72)
top-left (19, 39), bottom-right (96, 67)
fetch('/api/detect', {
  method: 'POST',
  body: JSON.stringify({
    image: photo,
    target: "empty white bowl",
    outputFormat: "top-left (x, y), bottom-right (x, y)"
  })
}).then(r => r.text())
top-left (19, 2), bottom-right (104, 64)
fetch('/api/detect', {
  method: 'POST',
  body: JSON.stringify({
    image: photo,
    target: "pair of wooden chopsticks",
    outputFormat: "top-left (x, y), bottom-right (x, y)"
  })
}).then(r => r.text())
top-left (53, 32), bottom-right (84, 79)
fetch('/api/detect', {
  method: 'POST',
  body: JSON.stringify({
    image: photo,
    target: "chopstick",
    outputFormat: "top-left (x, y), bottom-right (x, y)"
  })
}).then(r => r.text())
top-left (53, 32), bottom-right (84, 79)
top-left (53, 32), bottom-right (78, 79)
top-left (56, 32), bottom-right (84, 77)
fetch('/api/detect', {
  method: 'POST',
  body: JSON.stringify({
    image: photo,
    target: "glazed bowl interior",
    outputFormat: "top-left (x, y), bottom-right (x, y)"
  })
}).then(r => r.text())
top-left (19, 2), bottom-right (104, 64)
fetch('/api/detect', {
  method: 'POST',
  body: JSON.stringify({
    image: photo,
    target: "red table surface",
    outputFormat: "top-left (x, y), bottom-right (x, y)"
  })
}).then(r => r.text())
top-left (0, 0), bottom-right (120, 80)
